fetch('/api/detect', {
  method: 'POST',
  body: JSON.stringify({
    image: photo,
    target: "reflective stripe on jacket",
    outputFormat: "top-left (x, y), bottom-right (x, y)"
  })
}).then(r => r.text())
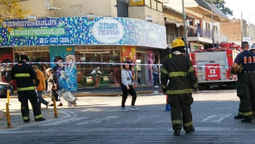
top-left (161, 52), bottom-right (198, 94)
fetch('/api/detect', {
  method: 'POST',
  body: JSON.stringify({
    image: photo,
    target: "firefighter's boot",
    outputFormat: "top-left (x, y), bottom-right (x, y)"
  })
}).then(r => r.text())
top-left (35, 117), bottom-right (46, 122)
top-left (234, 115), bottom-right (244, 119)
top-left (174, 129), bottom-right (181, 136)
top-left (241, 117), bottom-right (252, 123)
top-left (186, 127), bottom-right (195, 134)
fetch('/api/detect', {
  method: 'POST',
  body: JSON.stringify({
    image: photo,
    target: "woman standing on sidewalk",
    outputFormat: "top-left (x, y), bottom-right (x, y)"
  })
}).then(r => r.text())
top-left (121, 61), bottom-right (137, 111)
top-left (46, 68), bottom-right (63, 106)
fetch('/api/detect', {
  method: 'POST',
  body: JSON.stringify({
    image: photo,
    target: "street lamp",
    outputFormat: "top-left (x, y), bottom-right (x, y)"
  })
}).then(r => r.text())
top-left (210, 0), bottom-right (215, 48)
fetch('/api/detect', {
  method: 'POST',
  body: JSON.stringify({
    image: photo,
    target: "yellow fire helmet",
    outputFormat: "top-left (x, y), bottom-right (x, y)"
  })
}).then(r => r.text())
top-left (172, 38), bottom-right (185, 48)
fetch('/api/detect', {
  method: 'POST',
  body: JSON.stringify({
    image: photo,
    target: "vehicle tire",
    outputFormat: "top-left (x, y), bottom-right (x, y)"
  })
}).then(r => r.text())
top-left (0, 95), bottom-right (7, 98)
top-left (198, 85), bottom-right (206, 90)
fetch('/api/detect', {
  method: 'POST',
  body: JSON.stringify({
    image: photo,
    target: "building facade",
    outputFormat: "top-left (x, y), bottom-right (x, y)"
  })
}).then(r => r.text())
top-left (220, 19), bottom-right (247, 45)
top-left (164, 0), bottom-right (229, 51)
top-left (0, 0), bottom-right (167, 90)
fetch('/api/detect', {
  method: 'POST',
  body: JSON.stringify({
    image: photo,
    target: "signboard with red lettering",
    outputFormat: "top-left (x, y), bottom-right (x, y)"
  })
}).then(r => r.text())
top-left (205, 64), bottom-right (221, 80)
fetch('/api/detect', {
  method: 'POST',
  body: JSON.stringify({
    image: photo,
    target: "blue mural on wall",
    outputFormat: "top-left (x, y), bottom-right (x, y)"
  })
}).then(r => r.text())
top-left (49, 46), bottom-right (77, 91)
top-left (0, 17), bottom-right (167, 48)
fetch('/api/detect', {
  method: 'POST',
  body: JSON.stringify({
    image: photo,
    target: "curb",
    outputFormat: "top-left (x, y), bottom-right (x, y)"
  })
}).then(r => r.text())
top-left (42, 90), bottom-right (157, 97)
top-left (10, 90), bottom-right (162, 98)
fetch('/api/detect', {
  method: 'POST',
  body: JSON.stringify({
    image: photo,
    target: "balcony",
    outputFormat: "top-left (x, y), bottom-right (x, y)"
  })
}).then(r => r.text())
top-left (187, 27), bottom-right (213, 44)
top-left (187, 27), bottom-right (228, 44)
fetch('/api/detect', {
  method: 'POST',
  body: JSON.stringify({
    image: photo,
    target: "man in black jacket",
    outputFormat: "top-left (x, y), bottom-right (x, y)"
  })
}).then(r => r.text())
top-left (11, 52), bottom-right (45, 123)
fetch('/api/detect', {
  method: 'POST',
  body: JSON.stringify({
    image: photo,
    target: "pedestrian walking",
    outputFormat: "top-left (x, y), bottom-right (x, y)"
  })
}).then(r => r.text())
top-left (152, 61), bottom-right (159, 88)
top-left (32, 65), bottom-right (49, 109)
top-left (232, 41), bottom-right (255, 123)
top-left (121, 60), bottom-right (137, 111)
top-left (46, 68), bottom-right (63, 107)
top-left (161, 38), bottom-right (198, 136)
top-left (42, 65), bottom-right (49, 91)
top-left (11, 52), bottom-right (45, 123)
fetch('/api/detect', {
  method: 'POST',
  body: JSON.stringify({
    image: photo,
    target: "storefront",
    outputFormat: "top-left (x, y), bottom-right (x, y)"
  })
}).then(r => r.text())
top-left (0, 17), bottom-right (167, 91)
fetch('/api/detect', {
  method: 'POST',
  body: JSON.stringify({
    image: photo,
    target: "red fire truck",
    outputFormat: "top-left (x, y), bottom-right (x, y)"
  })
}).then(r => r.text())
top-left (189, 42), bottom-right (241, 89)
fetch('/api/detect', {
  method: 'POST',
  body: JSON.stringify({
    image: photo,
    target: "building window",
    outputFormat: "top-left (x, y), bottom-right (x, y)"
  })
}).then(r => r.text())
top-left (151, 0), bottom-right (157, 10)
top-left (206, 22), bottom-right (211, 31)
top-left (213, 25), bottom-right (218, 33)
top-left (157, 2), bottom-right (163, 12)
top-left (145, 0), bottom-right (151, 7)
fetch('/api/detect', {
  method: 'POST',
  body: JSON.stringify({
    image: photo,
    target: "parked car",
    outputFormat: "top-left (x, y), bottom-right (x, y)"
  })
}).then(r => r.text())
top-left (0, 82), bottom-right (14, 98)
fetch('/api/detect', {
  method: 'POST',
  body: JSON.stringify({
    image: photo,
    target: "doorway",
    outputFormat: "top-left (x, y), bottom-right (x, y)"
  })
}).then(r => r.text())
top-left (136, 51), bottom-right (149, 85)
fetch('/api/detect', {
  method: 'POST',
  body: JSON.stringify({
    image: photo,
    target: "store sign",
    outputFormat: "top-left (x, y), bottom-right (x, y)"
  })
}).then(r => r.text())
top-left (92, 18), bottom-right (124, 44)
top-left (0, 17), bottom-right (166, 48)
top-left (130, 0), bottom-right (145, 6)
top-left (205, 64), bottom-right (221, 80)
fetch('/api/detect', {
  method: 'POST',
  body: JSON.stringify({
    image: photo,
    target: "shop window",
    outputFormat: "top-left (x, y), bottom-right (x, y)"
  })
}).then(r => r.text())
top-left (14, 47), bottom-right (50, 70)
top-left (75, 47), bottom-right (121, 89)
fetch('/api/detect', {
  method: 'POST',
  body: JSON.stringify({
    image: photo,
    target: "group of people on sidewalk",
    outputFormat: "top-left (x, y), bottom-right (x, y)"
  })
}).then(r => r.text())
top-left (10, 52), bottom-right (63, 123)
top-left (32, 65), bottom-right (63, 108)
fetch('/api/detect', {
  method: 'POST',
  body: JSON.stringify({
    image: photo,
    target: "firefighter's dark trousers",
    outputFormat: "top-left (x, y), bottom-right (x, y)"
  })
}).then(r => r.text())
top-left (17, 90), bottom-right (42, 121)
top-left (168, 93), bottom-right (194, 131)
top-left (237, 73), bottom-right (255, 118)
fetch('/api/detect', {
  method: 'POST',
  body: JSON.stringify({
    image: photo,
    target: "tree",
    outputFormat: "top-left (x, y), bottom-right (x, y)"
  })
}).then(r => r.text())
top-left (0, 0), bottom-right (28, 20)
top-left (205, 0), bottom-right (233, 17)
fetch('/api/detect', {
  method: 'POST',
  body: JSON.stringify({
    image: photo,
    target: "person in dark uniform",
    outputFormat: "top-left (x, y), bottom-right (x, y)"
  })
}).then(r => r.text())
top-left (161, 38), bottom-right (198, 136)
top-left (232, 41), bottom-right (255, 123)
top-left (11, 52), bottom-right (45, 123)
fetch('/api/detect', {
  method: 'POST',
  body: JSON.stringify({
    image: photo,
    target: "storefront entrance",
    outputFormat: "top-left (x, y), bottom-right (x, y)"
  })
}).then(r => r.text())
top-left (75, 46), bottom-right (121, 89)
top-left (136, 51), bottom-right (149, 85)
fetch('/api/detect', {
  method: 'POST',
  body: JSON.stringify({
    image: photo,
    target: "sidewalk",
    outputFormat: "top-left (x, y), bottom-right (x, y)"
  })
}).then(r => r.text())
top-left (0, 99), bottom-right (71, 130)
top-left (10, 85), bottom-right (162, 98)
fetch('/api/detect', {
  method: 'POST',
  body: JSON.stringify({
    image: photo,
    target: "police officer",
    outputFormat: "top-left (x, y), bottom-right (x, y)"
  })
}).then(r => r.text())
top-left (11, 52), bottom-right (45, 123)
top-left (232, 41), bottom-right (255, 123)
top-left (161, 38), bottom-right (198, 136)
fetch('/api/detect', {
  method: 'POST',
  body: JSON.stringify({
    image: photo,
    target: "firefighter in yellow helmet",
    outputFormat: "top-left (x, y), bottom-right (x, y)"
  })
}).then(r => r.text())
top-left (161, 38), bottom-right (198, 136)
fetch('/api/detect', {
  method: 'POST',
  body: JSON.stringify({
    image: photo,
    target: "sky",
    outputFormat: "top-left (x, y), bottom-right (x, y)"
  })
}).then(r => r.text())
top-left (225, 0), bottom-right (255, 24)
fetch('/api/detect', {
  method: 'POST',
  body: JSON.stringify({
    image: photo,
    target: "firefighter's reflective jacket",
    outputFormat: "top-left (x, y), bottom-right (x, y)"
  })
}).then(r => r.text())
top-left (161, 51), bottom-right (198, 95)
top-left (11, 61), bottom-right (37, 91)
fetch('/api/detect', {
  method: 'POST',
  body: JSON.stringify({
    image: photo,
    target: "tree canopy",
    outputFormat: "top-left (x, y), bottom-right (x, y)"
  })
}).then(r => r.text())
top-left (0, 0), bottom-right (28, 20)
top-left (205, 0), bottom-right (233, 17)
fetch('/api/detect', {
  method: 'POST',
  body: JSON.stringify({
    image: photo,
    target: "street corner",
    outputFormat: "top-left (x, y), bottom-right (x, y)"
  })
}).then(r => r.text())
top-left (0, 107), bottom-right (73, 131)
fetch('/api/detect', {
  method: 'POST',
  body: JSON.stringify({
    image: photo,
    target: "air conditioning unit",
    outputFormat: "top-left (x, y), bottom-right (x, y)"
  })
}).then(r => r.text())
top-left (145, 16), bottom-right (153, 22)
top-left (27, 16), bottom-right (37, 21)
top-left (87, 13), bottom-right (95, 20)
top-left (176, 22), bottom-right (181, 27)
top-left (44, 0), bottom-right (61, 10)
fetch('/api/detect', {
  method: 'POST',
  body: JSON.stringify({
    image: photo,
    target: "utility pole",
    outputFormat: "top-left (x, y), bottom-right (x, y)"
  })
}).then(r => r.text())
top-left (211, 0), bottom-right (215, 48)
top-left (241, 11), bottom-right (243, 44)
top-left (182, 0), bottom-right (188, 54)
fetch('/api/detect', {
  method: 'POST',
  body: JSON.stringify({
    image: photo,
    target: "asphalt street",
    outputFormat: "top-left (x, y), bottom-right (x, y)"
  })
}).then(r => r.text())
top-left (0, 90), bottom-right (254, 144)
